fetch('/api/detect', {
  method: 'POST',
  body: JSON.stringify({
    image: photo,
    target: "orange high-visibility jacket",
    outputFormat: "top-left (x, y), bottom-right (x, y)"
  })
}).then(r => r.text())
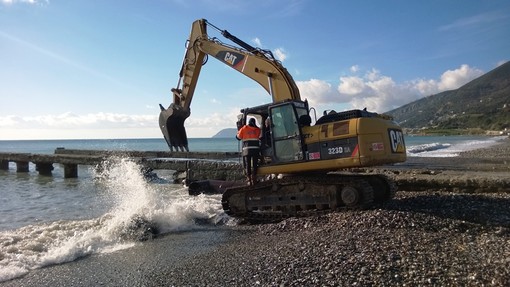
top-left (237, 125), bottom-right (261, 155)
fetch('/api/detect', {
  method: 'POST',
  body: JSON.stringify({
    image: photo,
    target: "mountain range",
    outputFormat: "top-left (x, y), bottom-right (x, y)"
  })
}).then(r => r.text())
top-left (387, 61), bottom-right (510, 133)
top-left (212, 128), bottom-right (237, 138)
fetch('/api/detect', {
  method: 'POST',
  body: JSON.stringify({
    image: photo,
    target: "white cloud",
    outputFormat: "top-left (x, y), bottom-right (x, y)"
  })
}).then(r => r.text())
top-left (188, 111), bottom-right (234, 127)
top-left (338, 76), bottom-right (367, 95)
top-left (0, 112), bottom-right (160, 140)
top-left (350, 65), bottom-right (360, 73)
top-left (0, 112), bottom-right (158, 129)
top-left (252, 37), bottom-right (262, 47)
top-left (411, 64), bottom-right (484, 95)
top-left (411, 78), bottom-right (439, 96)
top-left (296, 79), bottom-right (336, 105)
top-left (297, 64), bottom-right (484, 113)
top-left (185, 107), bottom-right (241, 137)
top-left (340, 70), bottom-right (414, 112)
top-left (274, 48), bottom-right (287, 62)
top-left (438, 64), bottom-right (483, 90)
top-left (249, 37), bottom-right (287, 62)
top-left (0, 109), bottom-right (241, 139)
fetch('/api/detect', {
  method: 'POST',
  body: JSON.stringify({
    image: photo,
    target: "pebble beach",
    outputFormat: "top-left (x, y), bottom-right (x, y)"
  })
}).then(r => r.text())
top-left (2, 139), bottom-right (509, 287)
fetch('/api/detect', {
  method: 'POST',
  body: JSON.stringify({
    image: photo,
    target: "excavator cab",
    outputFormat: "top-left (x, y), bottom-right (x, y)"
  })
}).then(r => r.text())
top-left (268, 101), bottom-right (308, 163)
top-left (240, 100), bottom-right (311, 165)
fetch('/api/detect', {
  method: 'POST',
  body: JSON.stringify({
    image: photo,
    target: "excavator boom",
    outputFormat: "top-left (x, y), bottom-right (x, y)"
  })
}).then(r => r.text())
top-left (159, 19), bottom-right (300, 151)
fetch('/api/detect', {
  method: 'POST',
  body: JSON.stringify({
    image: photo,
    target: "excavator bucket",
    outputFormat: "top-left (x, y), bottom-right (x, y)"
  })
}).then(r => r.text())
top-left (159, 104), bottom-right (190, 152)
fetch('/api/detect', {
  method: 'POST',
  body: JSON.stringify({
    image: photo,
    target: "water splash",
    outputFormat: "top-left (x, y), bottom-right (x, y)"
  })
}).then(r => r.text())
top-left (407, 142), bottom-right (452, 155)
top-left (0, 157), bottom-right (228, 282)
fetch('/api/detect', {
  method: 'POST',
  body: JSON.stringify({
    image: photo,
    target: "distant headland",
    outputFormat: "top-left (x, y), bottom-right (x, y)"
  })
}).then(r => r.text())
top-left (212, 128), bottom-right (237, 138)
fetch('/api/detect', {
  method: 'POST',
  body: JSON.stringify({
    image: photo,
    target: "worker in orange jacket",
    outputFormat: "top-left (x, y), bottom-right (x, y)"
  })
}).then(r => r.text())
top-left (236, 118), bottom-right (261, 185)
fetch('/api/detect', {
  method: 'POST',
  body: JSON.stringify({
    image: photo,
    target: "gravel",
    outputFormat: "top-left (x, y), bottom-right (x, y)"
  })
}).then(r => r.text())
top-left (459, 137), bottom-right (510, 159)
top-left (147, 191), bottom-right (510, 286)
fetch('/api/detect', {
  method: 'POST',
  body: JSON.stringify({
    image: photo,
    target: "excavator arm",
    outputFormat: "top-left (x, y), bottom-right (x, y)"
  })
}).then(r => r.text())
top-left (159, 19), bottom-right (301, 151)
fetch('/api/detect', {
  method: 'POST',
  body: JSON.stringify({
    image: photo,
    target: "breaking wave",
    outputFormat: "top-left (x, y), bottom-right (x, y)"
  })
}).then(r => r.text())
top-left (0, 157), bottom-right (228, 282)
top-left (406, 136), bottom-right (506, 157)
top-left (407, 142), bottom-right (452, 155)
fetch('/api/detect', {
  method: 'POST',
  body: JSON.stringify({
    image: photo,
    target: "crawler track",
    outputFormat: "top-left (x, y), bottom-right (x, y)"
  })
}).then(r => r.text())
top-left (221, 174), bottom-right (396, 223)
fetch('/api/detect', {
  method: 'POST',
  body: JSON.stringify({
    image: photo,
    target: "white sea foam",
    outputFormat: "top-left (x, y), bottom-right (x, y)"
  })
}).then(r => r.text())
top-left (407, 136), bottom-right (506, 157)
top-left (407, 142), bottom-right (452, 154)
top-left (0, 157), bottom-right (227, 282)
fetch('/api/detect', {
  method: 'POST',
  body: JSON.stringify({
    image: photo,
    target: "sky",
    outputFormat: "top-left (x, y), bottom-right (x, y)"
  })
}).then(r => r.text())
top-left (0, 0), bottom-right (509, 140)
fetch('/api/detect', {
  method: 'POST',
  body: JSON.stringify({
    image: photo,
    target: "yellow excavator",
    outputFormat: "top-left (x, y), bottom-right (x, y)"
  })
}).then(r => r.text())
top-left (159, 19), bottom-right (406, 222)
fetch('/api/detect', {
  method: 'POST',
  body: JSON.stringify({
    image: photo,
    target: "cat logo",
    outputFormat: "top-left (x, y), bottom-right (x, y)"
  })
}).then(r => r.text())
top-left (388, 129), bottom-right (405, 153)
top-left (224, 52), bottom-right (237, 66)
top-left (217, 51), bottom-right (245, 68)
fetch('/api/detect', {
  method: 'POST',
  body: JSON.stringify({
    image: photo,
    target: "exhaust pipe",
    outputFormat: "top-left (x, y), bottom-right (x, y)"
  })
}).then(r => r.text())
top-left (159, 104), bottom-right (190, 152)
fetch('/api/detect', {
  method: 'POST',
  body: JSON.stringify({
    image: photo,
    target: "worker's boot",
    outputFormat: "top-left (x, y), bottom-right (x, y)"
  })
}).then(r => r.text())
top-left (246, 175), bottom-right (252, 186)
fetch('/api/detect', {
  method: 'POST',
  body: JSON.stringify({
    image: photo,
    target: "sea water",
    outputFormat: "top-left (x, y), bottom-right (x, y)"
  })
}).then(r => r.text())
top-left (0, 136), bottom-right (506, 281)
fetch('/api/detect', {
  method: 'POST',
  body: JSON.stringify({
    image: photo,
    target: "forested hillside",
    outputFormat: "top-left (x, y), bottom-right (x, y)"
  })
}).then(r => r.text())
top-left (387, 62), bottom-right (510, 133)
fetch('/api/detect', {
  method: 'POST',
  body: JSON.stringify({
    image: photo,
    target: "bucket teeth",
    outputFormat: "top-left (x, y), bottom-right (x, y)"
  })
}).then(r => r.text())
top-left (159, 105), bottom-right (190, 152)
